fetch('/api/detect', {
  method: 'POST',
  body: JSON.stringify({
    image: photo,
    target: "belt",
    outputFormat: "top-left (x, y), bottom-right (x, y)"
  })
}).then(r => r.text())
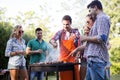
top-left (88, 56), bottom-right (99, 58)
top-left (88, 56), bottom-right (105, 63)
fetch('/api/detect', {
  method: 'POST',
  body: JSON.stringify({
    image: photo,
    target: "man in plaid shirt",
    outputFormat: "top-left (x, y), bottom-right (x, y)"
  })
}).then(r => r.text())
top-left (81, 0), bottom-right (110, 80)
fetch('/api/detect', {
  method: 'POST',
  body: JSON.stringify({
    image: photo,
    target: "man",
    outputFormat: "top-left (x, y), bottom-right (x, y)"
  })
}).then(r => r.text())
top-left (26, 28), bottom-right (48, 80)
top-left (81, 0), bottom-right (110, 80)
top-left (49, 15), bottom-right (80, 80)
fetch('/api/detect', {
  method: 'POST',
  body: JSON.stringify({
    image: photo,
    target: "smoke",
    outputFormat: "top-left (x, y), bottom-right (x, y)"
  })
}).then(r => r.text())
top-left (45, 43), bottom-right (59, 62)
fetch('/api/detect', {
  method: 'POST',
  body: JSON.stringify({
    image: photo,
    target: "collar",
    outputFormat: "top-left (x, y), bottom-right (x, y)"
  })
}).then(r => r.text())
top-left (97, 11), bottom-right (104, 18)
top-left (62, 28), bottom-right (73, 33)
top-left (35, 38), bottom-right (44, 42)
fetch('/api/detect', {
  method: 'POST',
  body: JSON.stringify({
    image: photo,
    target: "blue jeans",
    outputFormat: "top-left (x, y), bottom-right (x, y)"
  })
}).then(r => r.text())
top-left (30, 71), bottom-right (44, 80)
top-left (86, 61), bottom-right (106, 80)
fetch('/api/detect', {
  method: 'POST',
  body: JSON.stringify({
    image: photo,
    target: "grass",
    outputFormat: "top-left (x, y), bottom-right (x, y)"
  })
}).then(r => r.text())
top-left (44, 76), bottom-right (56, 80)
top-left (111, 75), bottom-right (120, 80)
top-left (41, 75), bottom-right (120, 80)
top-left (34, 76), bottom-right (55, 80)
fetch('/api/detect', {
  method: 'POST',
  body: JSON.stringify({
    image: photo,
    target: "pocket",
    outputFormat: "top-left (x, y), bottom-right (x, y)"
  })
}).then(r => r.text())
top-left (12, 43), bottom-right (19, 51)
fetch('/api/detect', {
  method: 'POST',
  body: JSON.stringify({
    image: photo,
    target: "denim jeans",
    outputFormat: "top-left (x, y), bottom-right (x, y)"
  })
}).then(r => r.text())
top-left (86, 61), bottom-right (106, 80)
top-left (30, 71), bottom-right (44, 80)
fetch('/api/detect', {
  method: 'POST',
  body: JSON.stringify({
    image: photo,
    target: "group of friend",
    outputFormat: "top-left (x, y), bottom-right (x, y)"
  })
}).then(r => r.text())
top-left (5, 0), bottom-right (111, 80)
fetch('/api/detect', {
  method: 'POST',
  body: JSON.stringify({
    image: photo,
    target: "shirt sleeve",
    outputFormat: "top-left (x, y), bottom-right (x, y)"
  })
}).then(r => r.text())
top-left (96, 17), bottom-right (110, 43)
top-left (74, 28), bottom-right (81, 47)
top-left (76, 29), bottom-right (81, 46)
top-left (5, 39), bottom-right (13, 57)
top-left (51, 30), bottom-right (62, 41)
top-left (27, 40), bottom-right (32, 49)
top-left (44, 42), bottom-right (48, 51)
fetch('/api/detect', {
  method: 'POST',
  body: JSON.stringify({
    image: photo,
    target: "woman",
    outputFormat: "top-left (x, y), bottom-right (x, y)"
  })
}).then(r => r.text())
top-left (69, 13), bottom-right (96, 80)
top-left (5, 25), bottom-right (28, 80)
top-left (80, 14), bottom-right (96, 80)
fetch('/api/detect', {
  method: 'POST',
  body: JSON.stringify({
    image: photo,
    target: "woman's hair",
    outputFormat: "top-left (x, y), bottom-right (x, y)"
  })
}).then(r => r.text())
top-left (10, 25), bottom-right (22, 38)
top-left (86, 13), bottom-right (96, 22)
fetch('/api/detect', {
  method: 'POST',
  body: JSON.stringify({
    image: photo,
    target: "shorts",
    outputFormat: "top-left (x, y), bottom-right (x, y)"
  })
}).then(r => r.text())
top-left (8, 63), bottom-right (26, 70)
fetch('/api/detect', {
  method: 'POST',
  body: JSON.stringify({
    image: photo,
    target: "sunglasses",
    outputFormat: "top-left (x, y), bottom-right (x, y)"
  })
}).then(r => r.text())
top-left (19, 30), bottom-right (24, 34)
top-left (86, 21), bottom-right (90, 24)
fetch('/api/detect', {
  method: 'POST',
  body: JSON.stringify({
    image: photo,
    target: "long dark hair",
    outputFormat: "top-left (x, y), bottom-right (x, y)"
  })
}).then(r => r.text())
top-left (86, 13), bottom-right (96, 22)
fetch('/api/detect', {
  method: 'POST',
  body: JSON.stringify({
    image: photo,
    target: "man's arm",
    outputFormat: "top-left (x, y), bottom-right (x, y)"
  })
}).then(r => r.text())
top-left (81, 35), bottom-right (99, 43)
top-left (49, 39), bottom-right (58, 48)
top-left (26, 47), bottom-right (43, 55)
top-left (49, 30), bottom-right (62, 48)
top-left (69, 44), bottom-right (86, 57)
top-left (81, 16), bottom-right (110, 44)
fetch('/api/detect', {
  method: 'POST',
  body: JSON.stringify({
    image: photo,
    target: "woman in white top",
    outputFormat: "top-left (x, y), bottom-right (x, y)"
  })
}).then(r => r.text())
top-left (5, 25), bottom-right (28, 80)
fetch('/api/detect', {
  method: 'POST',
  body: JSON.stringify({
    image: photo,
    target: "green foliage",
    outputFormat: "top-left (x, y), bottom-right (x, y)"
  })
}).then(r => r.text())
top-left (23, 28), bottom-right (35, 45)
top-left (111, 62), bottom-right (120, 75)
top-left (101, 0), bottom-right (120, 38)
top-left (101, 0), bottom-right (120, 74)
top-left (109, 38), bottom-right (120, 75)
top-left (0, 21), bottom-right (13, 69)
top-left (110, 47), bottom-right (120, 62)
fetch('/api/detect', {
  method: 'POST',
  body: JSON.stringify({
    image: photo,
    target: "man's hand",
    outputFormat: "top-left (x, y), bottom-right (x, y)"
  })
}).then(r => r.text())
top-left (52, 42), bottom-right (58, 48)
top-left (69, 48), bottom-right (78, 57)
top-left (36, 49), bottom-right (43, 54)
top-left (74, 51), bottom-right (80, 62)
top-left (80, 35), bottom-right (88, 42)
top-left (49, 40), bottom-right (58, 48)
top-left (105, 62), bottom-right (111, 70)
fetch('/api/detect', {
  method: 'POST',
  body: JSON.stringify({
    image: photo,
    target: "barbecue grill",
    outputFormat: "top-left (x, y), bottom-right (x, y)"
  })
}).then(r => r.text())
top-left (28, 62), bottom-right (80, 80)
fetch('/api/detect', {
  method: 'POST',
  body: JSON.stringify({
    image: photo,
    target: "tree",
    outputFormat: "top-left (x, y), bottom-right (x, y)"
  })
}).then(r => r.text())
top-left (101, 0), bottom-right (120, 38)
top-left (0, 21), bottom-right (13, 69)
top-left (96, 0), bottom-right (120, 75)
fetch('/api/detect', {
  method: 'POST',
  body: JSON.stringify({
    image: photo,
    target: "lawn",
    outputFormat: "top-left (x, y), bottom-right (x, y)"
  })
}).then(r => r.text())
top-left (42, 75), bottom-right (120, 80)
top-left (111, 75), bottom-right (120, 80)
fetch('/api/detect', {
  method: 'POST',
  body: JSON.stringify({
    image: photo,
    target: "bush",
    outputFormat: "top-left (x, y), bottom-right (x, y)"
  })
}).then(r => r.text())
top-left (0, 22), bottom-right (13, 69)
top-left (110, 46), bottom-right (120, 75)
top-left (111, 62), bottom-right (120, 74)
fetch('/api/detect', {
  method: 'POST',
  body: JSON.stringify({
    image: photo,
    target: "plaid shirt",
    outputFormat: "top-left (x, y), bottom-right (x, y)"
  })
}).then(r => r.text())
top-left (51, 28), bottom-right (80, 47)
top-left (84, 12), bottom-right (110, 62)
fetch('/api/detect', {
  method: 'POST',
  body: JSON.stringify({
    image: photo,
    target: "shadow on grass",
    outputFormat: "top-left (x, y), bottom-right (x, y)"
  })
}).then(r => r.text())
top-left (111, 75), bottom-right (120, 80)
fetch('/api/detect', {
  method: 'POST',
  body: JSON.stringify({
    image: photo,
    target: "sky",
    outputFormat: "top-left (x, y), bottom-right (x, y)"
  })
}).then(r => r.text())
top-left (0, 0), bottom-right (47, 17)
top-left (0, 0), bottom-right (91, 31)
top-left (0, 0), bottom-right (71, 17)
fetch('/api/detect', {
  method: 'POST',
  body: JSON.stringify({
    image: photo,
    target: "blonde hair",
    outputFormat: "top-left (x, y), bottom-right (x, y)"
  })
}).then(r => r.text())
top-left (10, 25), bottom-right (22, 38)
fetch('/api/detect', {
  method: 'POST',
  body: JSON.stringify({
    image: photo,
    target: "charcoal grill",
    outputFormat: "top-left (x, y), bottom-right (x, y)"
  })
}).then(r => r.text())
top-left (28, 62), bottom-right (80, 80)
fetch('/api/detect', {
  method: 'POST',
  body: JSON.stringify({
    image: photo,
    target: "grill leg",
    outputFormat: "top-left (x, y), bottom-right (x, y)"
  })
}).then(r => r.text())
top-left (73, 66), bottom-right (75, 80)
top-left (45, 72), bottom-right (48, 80)
top-left (28, 66), bottom-right (31, 80)
top-left (56, 71), bottom-right (59, 80)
